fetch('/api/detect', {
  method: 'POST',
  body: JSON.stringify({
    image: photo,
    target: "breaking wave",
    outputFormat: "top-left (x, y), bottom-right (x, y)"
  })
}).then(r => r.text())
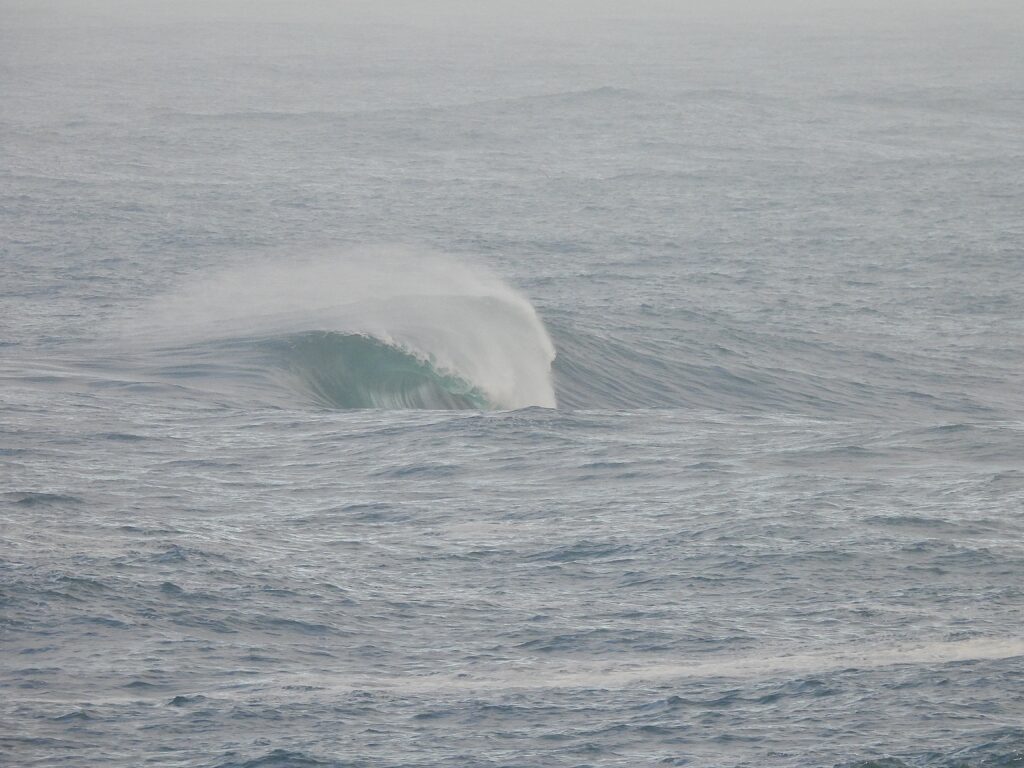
top-left (123, 249), bottom-right (557, 411)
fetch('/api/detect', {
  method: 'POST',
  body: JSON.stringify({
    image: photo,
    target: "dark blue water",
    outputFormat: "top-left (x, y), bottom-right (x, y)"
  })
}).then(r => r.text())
top-left (3, 3), bottom-right (1023, 766)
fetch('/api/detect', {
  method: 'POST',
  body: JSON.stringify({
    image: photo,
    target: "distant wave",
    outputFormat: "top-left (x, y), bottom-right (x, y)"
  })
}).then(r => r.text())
top-left (162, 86), bottom-right (649, 123)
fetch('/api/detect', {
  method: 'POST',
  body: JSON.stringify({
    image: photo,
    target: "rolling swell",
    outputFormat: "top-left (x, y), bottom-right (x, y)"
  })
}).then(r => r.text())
top-left (546, 314), bottom-right (1013, 419)
top-left (109, 250), bottom-right (1013, 418)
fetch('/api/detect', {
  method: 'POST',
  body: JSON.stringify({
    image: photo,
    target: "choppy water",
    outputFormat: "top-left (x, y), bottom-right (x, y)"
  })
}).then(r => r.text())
top-left (3, 3), bottom-right (1024, 766)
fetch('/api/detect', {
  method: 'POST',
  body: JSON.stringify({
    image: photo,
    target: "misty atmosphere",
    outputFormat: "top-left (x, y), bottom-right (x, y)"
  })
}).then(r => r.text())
top-left (3, 2), bottom-right (1023, 766)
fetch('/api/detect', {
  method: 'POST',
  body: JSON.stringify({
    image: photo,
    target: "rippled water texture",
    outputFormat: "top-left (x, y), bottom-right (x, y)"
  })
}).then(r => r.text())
top-left (2, 2), bottom-right (1023, 766)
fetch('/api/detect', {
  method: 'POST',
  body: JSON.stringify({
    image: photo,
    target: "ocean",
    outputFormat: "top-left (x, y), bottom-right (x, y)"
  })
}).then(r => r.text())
top-left (2, 2), bottom-right (1023, 766)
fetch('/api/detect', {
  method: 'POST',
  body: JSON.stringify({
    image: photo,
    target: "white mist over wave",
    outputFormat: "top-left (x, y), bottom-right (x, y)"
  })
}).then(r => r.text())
top-left (128, 248), bottom-right (557, 410)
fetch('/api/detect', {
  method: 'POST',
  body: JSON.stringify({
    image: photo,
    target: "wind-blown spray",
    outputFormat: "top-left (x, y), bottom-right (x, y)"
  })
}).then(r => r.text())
top-left (128, 248), bottom-right (557, 410)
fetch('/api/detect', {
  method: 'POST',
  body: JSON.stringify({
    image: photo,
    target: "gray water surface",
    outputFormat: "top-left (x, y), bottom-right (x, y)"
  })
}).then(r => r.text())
top-left (3, 3), bottom-right (1024, 766)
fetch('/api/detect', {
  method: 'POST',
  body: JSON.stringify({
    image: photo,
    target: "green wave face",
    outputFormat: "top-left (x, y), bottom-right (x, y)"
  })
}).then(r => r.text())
top-left (271, 331), bottom-right (491, 410)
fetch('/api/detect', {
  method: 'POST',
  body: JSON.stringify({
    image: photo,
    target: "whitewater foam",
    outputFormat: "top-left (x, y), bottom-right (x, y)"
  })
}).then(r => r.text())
top-left (203, 636), bottom-right (1024, 699)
